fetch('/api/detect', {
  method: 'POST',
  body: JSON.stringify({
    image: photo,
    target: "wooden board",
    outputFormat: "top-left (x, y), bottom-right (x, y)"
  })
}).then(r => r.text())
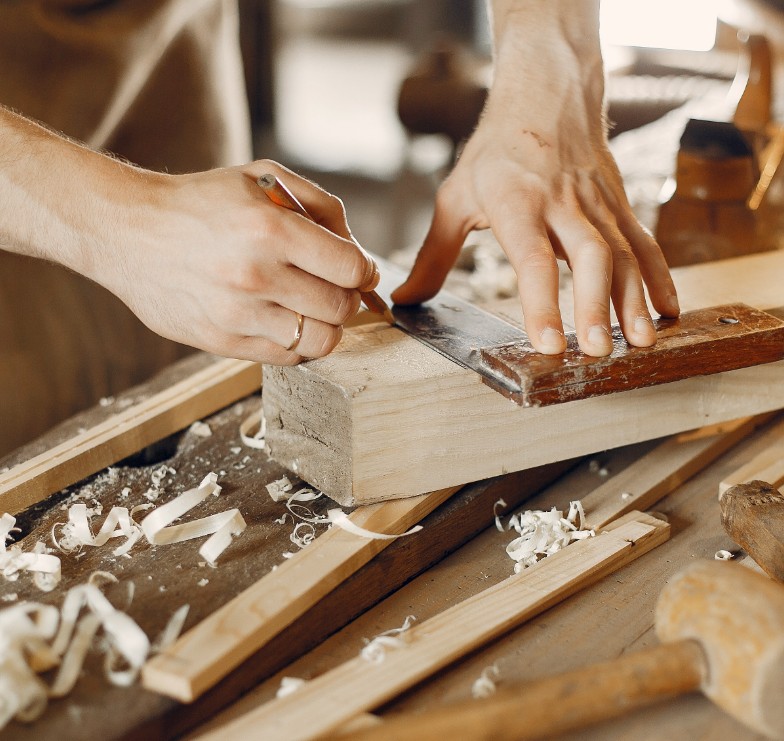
top-left (194, 512), bottom-right (670, 741)
top-left (0, 387), bottom-right (571, 740)
top-left (263, 251), bottom-right (784, 506)
top-left (196, 411), bottom-right (779, 741)
top-left (0, 357), bottom-right (261, 515)
top-left (481, 303), bottom-right (784, 406)
top-left (719, 415), bottom-right (784, 495)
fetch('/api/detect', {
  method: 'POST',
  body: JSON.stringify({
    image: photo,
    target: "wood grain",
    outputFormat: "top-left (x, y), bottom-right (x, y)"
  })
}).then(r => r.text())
top-left (142, 485), bottom-right (462, 702)
top-left (480, 304), bottom-right (784, 406)
top-left (720, 480), bottom-right (784, 582)
top-left (582, 414), bottom-right (775, 530)
top-left (194, 512), bottom-right (670, 741)
top-left (264, 251), bottom-right (784, 506)
top-left (719, 415), bottom-right (784, 496)
top-left (0, 357), bottom-right (261, 514)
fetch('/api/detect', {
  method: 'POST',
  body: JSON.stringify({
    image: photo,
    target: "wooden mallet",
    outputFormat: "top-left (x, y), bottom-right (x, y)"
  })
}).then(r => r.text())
top-left (341, 560), bottom-right (784, 740)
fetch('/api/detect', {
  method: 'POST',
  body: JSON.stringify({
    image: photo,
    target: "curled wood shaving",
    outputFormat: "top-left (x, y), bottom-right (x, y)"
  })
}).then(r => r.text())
top-left (1, 514), bottom-right (61, 592)
top-left (327, 510), bottom-right (422, 541)
top-left (0, 602), bottom-right (60, 726)
top-left (52, 504), bottom-right (142, 557)
top-left (471, 664), bottom-right (500, 699)
top-left (360, 615), bottom-right (416, 664)
top-left (503, 500), bottom-right (594, 572)
top-left (715, 549), bottom-right (735, 561)
top-left (0, 575), bottom-right (152, 729)
top-left (266, 476), bottom-right (293, 502)
top-left (140, 473), bottom-right (246, 566)
top-left (240, 408), bottom-right (266, 450)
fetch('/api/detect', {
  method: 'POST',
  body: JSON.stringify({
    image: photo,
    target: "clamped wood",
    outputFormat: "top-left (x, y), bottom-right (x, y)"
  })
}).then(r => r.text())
top-left (480, 303), bottom-right (784, 407)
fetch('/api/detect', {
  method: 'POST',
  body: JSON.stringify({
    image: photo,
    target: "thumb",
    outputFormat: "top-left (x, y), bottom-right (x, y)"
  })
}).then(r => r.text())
top-left (391, 197), bottom-right (469, 305)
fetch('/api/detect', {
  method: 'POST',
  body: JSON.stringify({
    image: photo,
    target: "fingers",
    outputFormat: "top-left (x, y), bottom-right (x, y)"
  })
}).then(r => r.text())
top-left (207, 300), bottom-right (348, 364)
top-left (392, 188), bottom-right (469, 305)
top-left (485, 196), bottom-right (566, 354)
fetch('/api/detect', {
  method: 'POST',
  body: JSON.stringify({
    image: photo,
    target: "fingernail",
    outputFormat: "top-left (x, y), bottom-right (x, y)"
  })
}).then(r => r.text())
top-left (666, 293), bottom-right (680, 315)
top-left (539, 327), bottom-right (565, 354)
top-left (588, 325), bottom-right (612, 353)
top-left (634, 316), bottom-right (655, 337)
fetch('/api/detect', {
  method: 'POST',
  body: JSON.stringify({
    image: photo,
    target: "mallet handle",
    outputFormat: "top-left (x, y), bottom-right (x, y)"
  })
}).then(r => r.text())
top-left (342, 640), bottom-right (704, 741)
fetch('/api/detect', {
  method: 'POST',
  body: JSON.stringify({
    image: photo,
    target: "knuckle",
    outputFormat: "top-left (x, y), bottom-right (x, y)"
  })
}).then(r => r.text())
top-left (310, 323), bottom-right (343, 358)
top-left (331, 288), bottom-right (360, 324)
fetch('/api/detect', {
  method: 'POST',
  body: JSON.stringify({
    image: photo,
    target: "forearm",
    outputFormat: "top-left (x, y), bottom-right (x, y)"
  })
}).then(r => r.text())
top-left (485, 0), bottom-right (605, 147)
top-left (0, 105), bottom-right (156, 280)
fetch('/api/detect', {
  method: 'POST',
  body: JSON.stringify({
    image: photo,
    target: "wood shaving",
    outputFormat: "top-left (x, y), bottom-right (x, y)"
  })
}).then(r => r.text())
top-left (1, 514), bottom-right (61, 592)
top-left (493, 498), bottom-right (507, 532)
top-left (52, 504), bottom-right (142, 557)
top-left (140, 473), bottom-right (246, 567)
top-left (360, 615), bottom-right (416, 664)
top-left (266, 476), bottom-right (293, 502)
top-left (471, 664), bottom-right (499, 699)
top-left (188, 421), bottom-right (212, 438)
top-left (151, 605), bottom-right (190, 653)
top-left (715, 549), bottom-right (735, 561)
top-left (327, 509), bottom-right (422, 541)
top-left (0, 575), bottom-right (151, 729)
top-left (502, 500), bottom-right (594, 572)
top-left (240, 408), bottom-right (266, 450)
top-left (276, 676), bottom-right (307, 698)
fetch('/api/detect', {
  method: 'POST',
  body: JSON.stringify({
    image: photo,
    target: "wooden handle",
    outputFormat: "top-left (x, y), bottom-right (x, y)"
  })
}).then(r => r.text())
top-left (342, 640), bottom-right (705, 741)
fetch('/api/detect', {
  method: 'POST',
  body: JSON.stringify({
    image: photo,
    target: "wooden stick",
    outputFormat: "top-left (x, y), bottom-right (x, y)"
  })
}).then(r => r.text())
top-left (339, 641), bottom-right (705, 741)
top-left (719, 415), bottom-right (784, 497)
top-left (193, 511), bottom-right (669, 741)
top-left (142, 484), bottom-right (462, 702)
top-left (583, 413), bottom-right (776, 530)
top-left (0, 357), bottom-right (261, 514)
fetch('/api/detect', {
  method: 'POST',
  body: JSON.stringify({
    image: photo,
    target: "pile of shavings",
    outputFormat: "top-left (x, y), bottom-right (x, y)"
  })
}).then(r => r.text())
top-left (50, 472), bottom-right (245, 568)
top-left (0, 572), bottom-right (187, 730)
top-left (1, 514), bottom-right (61, 592)
top-left (496, 499), bottom-right (594, 573)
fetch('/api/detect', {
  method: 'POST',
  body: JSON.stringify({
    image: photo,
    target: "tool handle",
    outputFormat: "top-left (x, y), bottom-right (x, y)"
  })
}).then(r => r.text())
top-left (341, 640), bottom-right (704, 741)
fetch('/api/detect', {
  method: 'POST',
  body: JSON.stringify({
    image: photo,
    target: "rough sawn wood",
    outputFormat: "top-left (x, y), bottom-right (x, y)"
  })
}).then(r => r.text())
top-left (263, 251), bottom-right (784, 506)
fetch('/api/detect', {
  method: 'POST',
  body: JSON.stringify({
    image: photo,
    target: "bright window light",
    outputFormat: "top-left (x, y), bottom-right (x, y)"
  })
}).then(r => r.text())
top-left (600, 0), bottom-right (718, 51)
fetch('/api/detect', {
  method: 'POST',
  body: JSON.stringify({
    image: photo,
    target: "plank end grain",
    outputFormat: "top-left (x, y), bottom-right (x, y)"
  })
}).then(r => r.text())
top-left (263, 361), bottom-right (356, 506)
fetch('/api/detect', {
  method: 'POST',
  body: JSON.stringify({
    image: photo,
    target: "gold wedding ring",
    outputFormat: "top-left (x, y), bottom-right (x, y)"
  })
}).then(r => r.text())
top-left (285, 312), bottom-right (304, 352)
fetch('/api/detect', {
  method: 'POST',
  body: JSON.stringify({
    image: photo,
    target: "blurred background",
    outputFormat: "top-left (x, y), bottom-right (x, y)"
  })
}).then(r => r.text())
top-left (240, 0), bottom-right (784, 258)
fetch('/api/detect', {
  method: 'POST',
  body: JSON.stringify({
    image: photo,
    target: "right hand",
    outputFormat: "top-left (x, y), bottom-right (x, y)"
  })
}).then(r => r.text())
top-left (89, 160), bottom-right (377, 364)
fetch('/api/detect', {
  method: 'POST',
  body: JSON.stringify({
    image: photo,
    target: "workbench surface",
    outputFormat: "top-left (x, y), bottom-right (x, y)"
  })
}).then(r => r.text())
top-left (0, 351), bottom-right (775, 741)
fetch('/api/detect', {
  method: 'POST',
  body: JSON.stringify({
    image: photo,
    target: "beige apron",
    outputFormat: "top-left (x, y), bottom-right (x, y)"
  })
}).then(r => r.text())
top-left (0, 0), bottom-right (253, 455)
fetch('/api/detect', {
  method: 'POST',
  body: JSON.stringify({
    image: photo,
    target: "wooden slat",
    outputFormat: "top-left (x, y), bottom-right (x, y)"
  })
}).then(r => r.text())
top-left (0, 357), bottom-right (261, 514)
top-left (263, 251), bottom-right (784, 506)
top-left (193, 511), bottom-right (669, 741)
top-left (481, 304), bottom-right (784, 406)
top-left (583, 413), bottom-right (776, 530)
top-left (719, 416), bottom-right (784, 496)
top-left (142, 485), bottom-right (462, 702)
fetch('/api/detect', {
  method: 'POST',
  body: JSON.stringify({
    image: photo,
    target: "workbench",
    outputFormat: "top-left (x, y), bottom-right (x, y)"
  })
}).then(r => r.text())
top-left (3, 32), bottom-right (784, 737)
top-left (0, 343), bottom-right (776, 740)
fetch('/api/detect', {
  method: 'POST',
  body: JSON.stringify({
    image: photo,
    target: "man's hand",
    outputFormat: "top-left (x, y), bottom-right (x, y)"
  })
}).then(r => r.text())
top-left (96, 161), bottom-right (377, 364)
top-left (392, 0), bottom-right (679, 357)
top-left (0, 107), bottom-right (376, 365)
